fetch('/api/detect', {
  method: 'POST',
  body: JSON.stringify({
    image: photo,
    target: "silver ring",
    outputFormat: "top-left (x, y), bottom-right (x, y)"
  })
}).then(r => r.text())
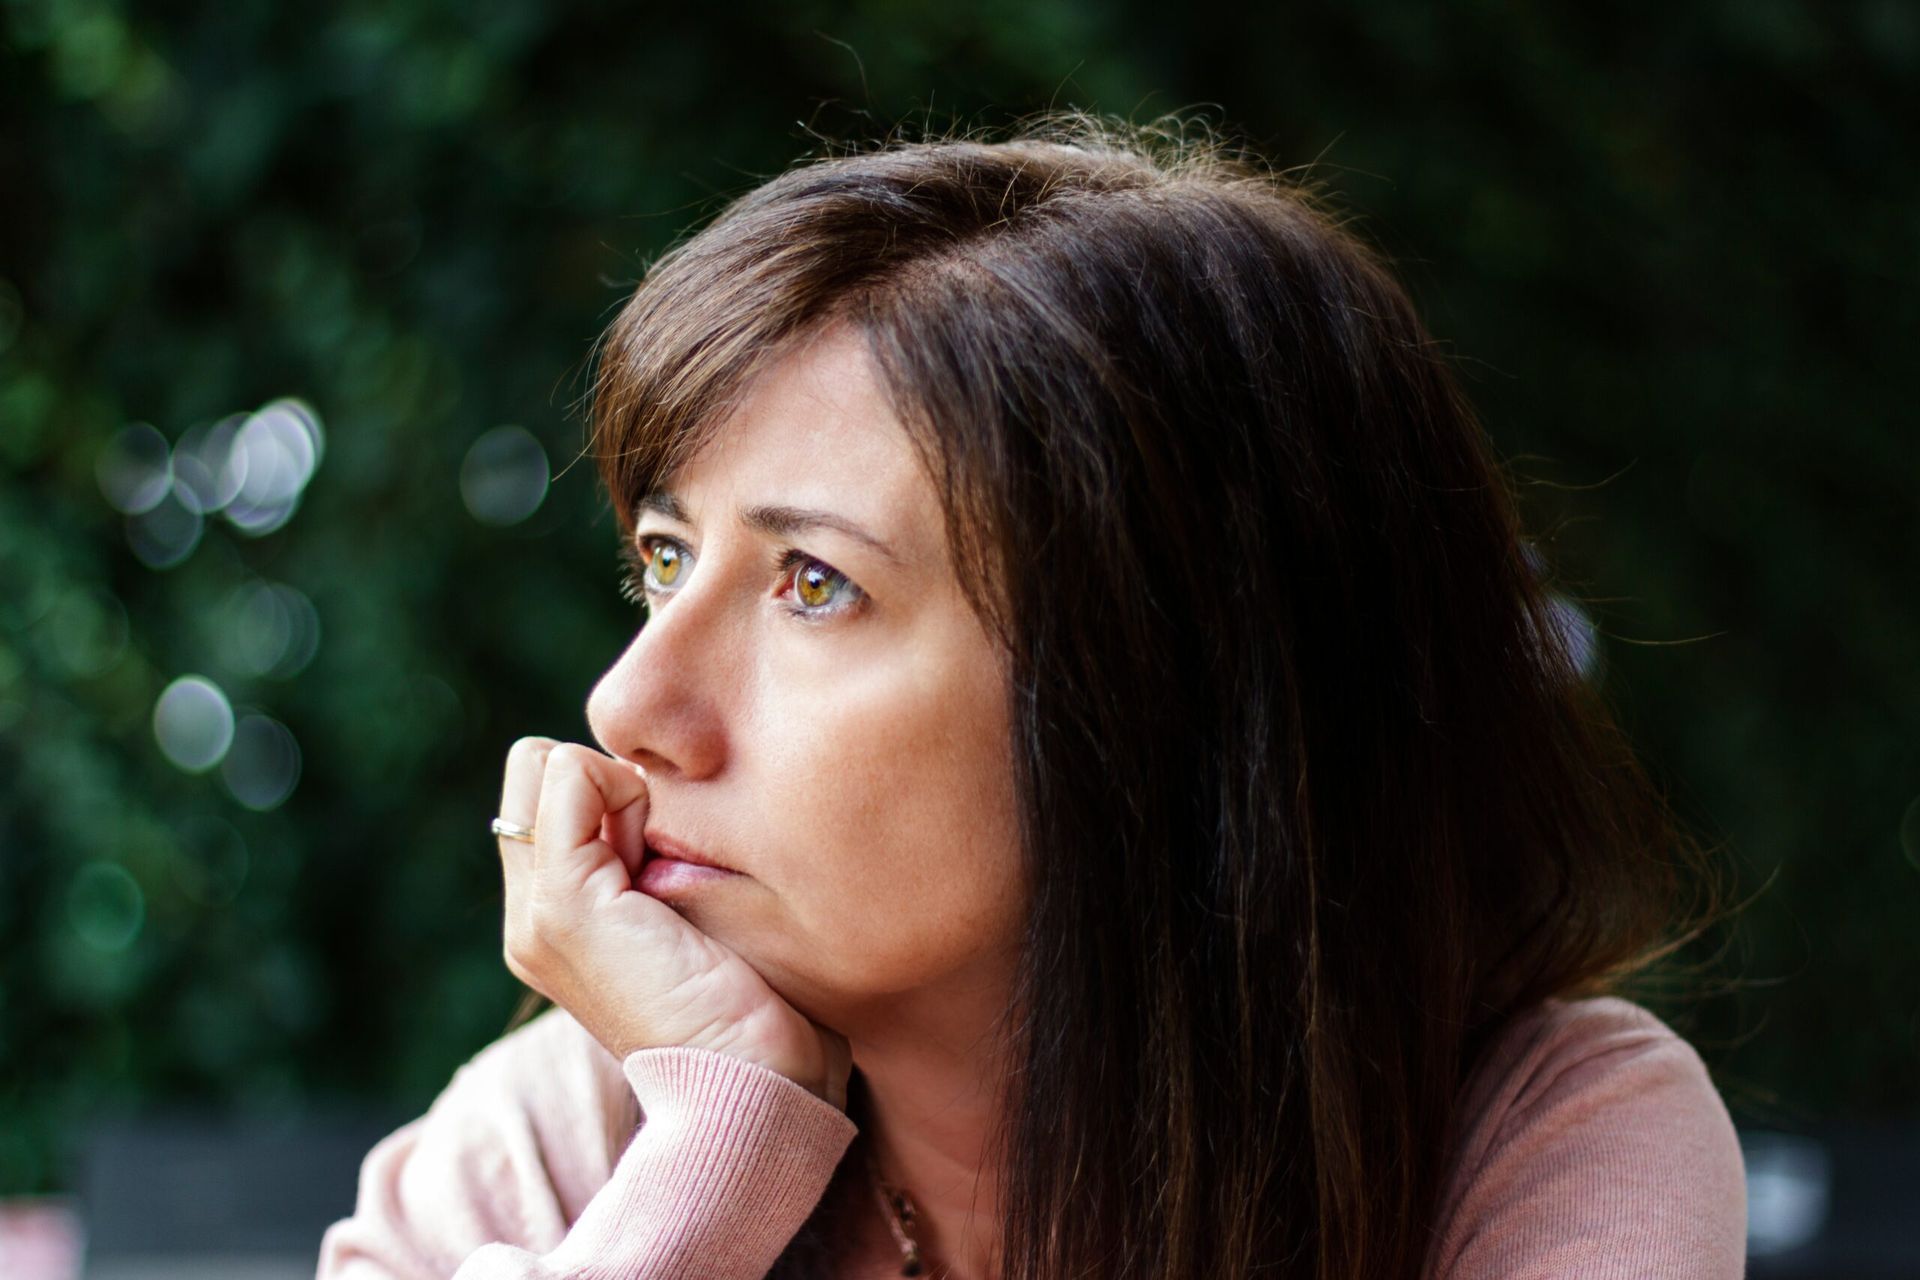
top-left (491, 817), bottom-right (536, 843)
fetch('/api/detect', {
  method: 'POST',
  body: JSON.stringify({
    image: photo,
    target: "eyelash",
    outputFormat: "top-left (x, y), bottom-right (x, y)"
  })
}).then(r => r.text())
top-left (618, 536), bottom-right (868, 623)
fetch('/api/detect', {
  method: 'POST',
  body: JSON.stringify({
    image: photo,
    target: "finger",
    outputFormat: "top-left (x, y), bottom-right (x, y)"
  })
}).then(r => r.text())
top-left (600, 809), bottom-right (647, 883)
top-left (534, 743), bottom-right (649, 903)
top-left (499, 735), bottom-right (559, 823)
top-left (497, 735), bottom-right (559, 878)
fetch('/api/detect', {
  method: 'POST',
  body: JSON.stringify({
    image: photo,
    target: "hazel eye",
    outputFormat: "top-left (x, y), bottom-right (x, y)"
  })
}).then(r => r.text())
top-left (617, 537), bottom-right (684, 606)
top-left (793, 559), bottom-right (846, 609)
top-left (647, 540), bottom-right (685, 587)
top-left (774, 548), bottom-right (867, 621)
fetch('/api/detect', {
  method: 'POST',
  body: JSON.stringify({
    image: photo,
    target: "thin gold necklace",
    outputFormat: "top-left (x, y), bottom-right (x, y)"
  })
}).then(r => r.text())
top-left (865, 1145), bottom-right (937, 1277)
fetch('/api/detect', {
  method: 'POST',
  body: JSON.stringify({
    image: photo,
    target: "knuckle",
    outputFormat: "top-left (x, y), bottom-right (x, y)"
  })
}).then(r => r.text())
top-left (502, 947), bottom-right (530, 983)
top-left (503, 928), bottom-right (548, 976)
top-left (507, 736), bottom-right (558, 772)
top-left (517, 903), bottom-right (568, 956)
top-left (544, 741), bottom-right (592, 773)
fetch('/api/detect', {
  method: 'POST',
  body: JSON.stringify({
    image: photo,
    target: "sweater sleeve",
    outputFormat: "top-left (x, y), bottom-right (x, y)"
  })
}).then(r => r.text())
top-left (315, 1008), bottom-right (860, 1280)
top-left (1428, 997), bottom-right (1748, 1280)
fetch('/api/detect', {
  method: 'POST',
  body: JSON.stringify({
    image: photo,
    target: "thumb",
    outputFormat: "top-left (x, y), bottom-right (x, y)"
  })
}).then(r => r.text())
top-left (601, 760), bottom-right (649, 883)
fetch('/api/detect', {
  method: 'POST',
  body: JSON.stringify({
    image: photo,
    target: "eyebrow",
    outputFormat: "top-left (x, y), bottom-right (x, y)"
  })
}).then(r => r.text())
top-left (635, 488), bottom-right (907, 568)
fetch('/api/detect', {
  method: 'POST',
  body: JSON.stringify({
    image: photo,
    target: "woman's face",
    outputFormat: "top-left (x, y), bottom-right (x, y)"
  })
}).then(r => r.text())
top-left (585, 322), bottom-right (1026, 1034)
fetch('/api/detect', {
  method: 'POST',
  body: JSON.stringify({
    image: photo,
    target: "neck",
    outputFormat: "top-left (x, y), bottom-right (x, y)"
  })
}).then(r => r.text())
top-left (841, 964), bottom-right (1017, 1280)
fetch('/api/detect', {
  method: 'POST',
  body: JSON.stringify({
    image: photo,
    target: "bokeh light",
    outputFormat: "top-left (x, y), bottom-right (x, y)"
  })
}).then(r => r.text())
top-left (95, 422), bottom-right (173, 514)
top-left (66, 862), bottom-right (145, 952)
top-left (152, 675), bottom-right (235, 773)
top-left (126, 489), bottom-right (203, 569)
top-left (221, 398), bottom-right (326, 536)
top-left (216, 581), bottom-right (321, 680)
top-left (0, 550), bottom-right (58, 634)
top-left (41, 587), bottom-right (128, 680)
top-left (459, 424), bottom-right (549, 526)
top-left (170, 413), bottom-right (249, 515)
top-left (1742, 1131), bottom-right (1832, 1256)
top-left (219, 713), bottom-right (301, 811)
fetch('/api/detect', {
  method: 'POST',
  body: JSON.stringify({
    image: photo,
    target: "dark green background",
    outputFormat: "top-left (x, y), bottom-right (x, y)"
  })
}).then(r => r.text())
top-left (2, 0), bottom-right (1915, 1196)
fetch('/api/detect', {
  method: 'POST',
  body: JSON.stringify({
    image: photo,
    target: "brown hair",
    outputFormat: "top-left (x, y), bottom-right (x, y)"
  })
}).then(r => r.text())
top-left (547, 109), bottom-right (1733, 1279)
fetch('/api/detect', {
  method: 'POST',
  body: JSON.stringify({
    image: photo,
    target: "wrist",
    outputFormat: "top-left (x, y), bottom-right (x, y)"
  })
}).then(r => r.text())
top-left (690, 1024), bottom-right (850, 1113)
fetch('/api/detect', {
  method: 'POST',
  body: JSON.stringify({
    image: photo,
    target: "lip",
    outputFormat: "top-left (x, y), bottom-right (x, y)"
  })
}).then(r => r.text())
top-left (642, 829), bottom-right (738, 874)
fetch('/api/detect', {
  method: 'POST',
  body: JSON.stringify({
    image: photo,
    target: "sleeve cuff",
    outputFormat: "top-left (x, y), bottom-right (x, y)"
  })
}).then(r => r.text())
top-left (538, 1044), bottom-right (859, 1280)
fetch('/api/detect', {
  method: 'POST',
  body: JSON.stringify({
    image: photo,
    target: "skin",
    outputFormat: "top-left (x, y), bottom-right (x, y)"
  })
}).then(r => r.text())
top-left (497, 320), bottom-right (1025, 1280)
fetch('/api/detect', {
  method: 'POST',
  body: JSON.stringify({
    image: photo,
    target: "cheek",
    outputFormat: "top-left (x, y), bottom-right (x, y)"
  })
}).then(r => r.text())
top-left (760, 650), bottom-right (1023, 982)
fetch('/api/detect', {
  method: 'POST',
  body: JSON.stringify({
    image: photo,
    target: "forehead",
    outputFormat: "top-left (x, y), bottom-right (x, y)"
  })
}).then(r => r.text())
top-left (669, 325), bottom-right (929, 534)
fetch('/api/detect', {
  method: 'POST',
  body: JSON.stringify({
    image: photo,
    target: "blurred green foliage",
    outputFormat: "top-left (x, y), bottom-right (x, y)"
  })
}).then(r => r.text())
top-left (1, 0), bottom-right (1914, 1195)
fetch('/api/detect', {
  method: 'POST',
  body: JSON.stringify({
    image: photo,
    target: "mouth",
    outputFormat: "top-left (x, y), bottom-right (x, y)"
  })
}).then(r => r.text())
top-left (642, 829), bottom-right (738, 874)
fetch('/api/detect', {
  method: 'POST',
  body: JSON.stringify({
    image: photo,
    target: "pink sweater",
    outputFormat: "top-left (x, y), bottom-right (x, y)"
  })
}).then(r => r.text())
top-left (315, 995), bottom-right (1747, 1278)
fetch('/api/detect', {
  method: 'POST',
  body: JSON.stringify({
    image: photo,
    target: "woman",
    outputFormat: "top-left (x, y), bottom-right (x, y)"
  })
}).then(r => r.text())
top-left (317, 111), bottom-right (1747, 1279)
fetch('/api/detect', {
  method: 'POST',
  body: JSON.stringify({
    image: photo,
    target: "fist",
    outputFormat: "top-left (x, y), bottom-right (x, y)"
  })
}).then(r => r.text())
top-left (493, 737), bottom-right (852, 1110)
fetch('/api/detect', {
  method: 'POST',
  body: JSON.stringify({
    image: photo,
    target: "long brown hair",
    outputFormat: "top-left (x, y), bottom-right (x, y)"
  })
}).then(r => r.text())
top-left (548, 109), bottom-right (1735, 1280)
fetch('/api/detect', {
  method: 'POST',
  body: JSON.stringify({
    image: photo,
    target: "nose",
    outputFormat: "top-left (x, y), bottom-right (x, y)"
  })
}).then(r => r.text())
top-left (585, 592), bottom-right (728, 780)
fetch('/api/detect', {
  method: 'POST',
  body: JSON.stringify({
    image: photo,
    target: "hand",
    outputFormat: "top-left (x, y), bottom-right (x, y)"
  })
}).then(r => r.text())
top-left (494, 737), bottom-right (853, 1110)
